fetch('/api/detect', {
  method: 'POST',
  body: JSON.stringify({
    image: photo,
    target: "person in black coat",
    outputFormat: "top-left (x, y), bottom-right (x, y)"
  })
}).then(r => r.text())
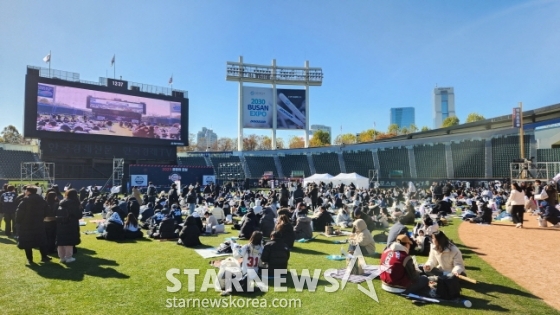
top-left (280, 184), bottom-right (290, 208)
top-left (469, 201), bottom-right (493, 224)
top-left (432, 196), bottom-right (452, 215)
top-left (168, 184), bottom-right (180, 206)
top-left (238, 210), bottom-right (257, 240)
top-left (127, 198), bottom-right (140, 219)
top-left (312, 205), bottom-right (334, 232)
top-left (274, 214), bottom-right (295, 249)
top-left (178, 216), bottom-right (203, 247)
top-left (44, 191), bottom-right (59, 254)
top-left (56, 189), bottom-right (83, 263)
top-left (139, 202), bottom-right (155, 223)
top-left (261, 231), bottom-right (290, 275)
top-left (352, 208), bottom-right (376, 232)
top-left (259, 204), bottom-right (276, 238)
top-left (15, 186), bottom-right (50, 264)
top-left (293, 184), bottom-right (305, 204)
top-left (99, 212), bottom-right (125, 241)
top-left (310, 185), bottom-right (319, 210)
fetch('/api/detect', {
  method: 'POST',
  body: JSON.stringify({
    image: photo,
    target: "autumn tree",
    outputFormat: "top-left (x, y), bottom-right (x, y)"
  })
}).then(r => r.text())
top-left (0, 125), bottom-right (24, 144)
top-left (243, 134), bottom-right (260, 151)
top-left (387, 124), bottom-right (400, 136)
top-left (276, 138), bottom-right (285, 149)
top-left (309, 130), bottom-right (330, 147)
top-left (259, 136), bottom-right (272, 150)
top-left (442, 116), bottom-right (460, 127)
top-left (217, 137), bottom-right (235, 151)
top-left (288, 136), bottom-right (305, 149)
top-left (421, 126), bottom-right (430, 132)
top-left (408, 124), bottom-right (418, 133)
top-left (358, 129), bottom-right (377, 142)
top-left (465, 112), bottom-right (485, 123)
top-left (334, 133), bottom-right (357, 145)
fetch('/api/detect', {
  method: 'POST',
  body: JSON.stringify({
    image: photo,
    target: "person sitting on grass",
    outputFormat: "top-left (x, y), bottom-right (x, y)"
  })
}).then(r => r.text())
top-left (261, 231), bottom-right (290, 277)
top-left (237, 209), bottom-right (258, 240)
top-left (139, 202), bottom-right (154, 223)
top-left (348, 219), bottom-right (376, 257)
top-left (203, 211), bottom-right (219, 234)
top-left (538, 201), bottom-right (560, 227)
top-left (177, 216), bottom-right (203, 247)
top-left (98, 212), bottom-right (125, 241)
top-left (312, 205), bottom-right (334, 232)
top-left (468, 201), bottom-right (493, 224)
top-left (274, 214), bottom-right (295, 249)
top-left (123, 213), bottom-right (143, 239)
top-left (380, 234), bottom-right (429, 295)
top-left (352, 207), bottom-right (376, 232)
top-left (149, 211), bottom-right (178, 239)
top-left (423, 231), bottom-right (466, 277)
top-left (335, 207), bottom-right (352, 228)
top-left (258, 199), bottom-right (276, 238)
top-left (293, 209), bottom-right (313, 240)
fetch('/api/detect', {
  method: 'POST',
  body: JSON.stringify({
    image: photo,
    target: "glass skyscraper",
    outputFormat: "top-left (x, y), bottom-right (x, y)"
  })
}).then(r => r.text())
top-left (390, 107), bottom-right (415, 129)
top-left (433, 87), bottom-right (456, 128)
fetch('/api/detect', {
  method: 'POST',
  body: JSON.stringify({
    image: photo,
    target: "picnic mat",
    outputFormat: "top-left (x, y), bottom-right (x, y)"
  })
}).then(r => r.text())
top-left (319, 231), bottom-right (352, 238)
top-left (324, 265), bottom-right (382, 283)
top-left (89, 219), bottom-right (105, 224)
top-left (194, 248), bottom-right (233, 259)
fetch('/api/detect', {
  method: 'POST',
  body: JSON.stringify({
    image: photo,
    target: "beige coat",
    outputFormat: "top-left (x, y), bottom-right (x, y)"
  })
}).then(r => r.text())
top-left (424, 243), bottom-right (465, 275)
top-left (350, 219), bottom-right (376, 255)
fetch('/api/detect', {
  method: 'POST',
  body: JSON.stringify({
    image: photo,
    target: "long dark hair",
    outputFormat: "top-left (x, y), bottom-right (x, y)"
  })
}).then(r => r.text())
top-left (46, 191), bottom-right (58, 206)
top-left (512, 183), bottom-right (522, 192)
top-left (64, 189), bottom-right (79, 202)
top-left (248, 231), bottom-right (263, 246)
top-left (432, 230), bottom-right (453, 253)
top-left (125, 213), bottom-right (138, 227)
top-left (275, 214), bottom-right (290, 230)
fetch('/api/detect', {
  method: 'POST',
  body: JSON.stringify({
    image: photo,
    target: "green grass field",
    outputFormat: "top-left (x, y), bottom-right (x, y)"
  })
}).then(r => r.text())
top-left (0, 217), bottom-right (557, 315)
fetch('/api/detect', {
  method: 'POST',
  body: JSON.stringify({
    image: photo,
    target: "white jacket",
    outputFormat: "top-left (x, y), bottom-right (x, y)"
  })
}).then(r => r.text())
top-left (424, 243), bottom-right (465, 275)
top-left (507, 190), bottom-right (525, 206)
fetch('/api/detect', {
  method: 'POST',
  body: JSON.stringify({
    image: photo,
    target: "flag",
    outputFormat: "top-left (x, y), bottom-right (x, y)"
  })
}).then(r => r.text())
top-left (169, 75), bottom-right (173, 85)
top-left (111, 55), bottom-right (115, 66)
top-left (43, 53), bottom-right (51, 63)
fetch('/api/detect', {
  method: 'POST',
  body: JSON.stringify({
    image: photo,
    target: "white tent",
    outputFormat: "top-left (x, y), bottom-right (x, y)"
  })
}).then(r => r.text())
top-left (331, 172), bottom-right (370, 189)
top-left (303, 173), bottom-right (334, 186)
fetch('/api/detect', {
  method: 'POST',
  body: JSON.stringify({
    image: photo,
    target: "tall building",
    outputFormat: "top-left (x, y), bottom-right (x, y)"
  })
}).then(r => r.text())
top-left (390, 107), bottom-right (415, 129)
top-left (433, 87), bottom-right (456, 128)
top-left (310, 124), bottom-right (332, 143)
top-left (196, 127), bottom-right (217, 150)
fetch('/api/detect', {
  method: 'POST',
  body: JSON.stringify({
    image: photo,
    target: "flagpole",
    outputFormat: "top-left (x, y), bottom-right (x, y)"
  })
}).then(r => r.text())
top-left (114, 55), bottom-right (116, 79)
top-left (49, 50), bottom-right (51, 76)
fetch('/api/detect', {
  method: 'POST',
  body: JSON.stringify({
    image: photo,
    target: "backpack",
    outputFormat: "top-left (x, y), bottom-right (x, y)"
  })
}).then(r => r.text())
top-left (216, 241), bottom-right (234, 254)
top-left (436, 275), bottom-right (461, 300)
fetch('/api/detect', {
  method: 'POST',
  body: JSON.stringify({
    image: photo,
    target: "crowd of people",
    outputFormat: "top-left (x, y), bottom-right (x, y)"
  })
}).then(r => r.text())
top-left (1, 176), bottom-right (559, 298)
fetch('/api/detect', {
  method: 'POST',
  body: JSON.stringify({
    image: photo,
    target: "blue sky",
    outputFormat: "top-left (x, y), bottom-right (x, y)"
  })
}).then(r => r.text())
top-left (1, 0), bottom-right (560, 141)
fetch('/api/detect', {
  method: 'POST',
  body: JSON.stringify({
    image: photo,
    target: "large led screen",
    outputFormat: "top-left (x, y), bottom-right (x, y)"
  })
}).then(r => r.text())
top-left (36, 83), bottom-right (182, 140)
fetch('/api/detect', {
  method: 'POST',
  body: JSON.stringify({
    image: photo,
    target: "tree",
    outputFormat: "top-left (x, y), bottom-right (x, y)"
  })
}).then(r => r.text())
top-left (466, 112), bottom-right (485, 123)
top-left (310, 130), bottom-right (330, 147)
top-left (243, 134), bottom-right (260, 151)
top-left (408, 124), bottom-right (418, 133)
top-left (387, 124), bottom-right (400, 136)
top-left (0, 125), bottom-right (23, 144)
top-left (259, 136), bottom-right (272, 150)
top-left (442, 116), bottom-right (460, 127)
top-left (288, 136), bottom-right (305, 149)
top-left (357, 129), bottom-right (378, 142)
top-left (334, 133), bottom-right (357, 145)
top-left (401, 127), bottom-right (409, 135)
top-left (421, 126), bottom-right (430, 132)
top-left (217, 137), bottom-right (235, 151)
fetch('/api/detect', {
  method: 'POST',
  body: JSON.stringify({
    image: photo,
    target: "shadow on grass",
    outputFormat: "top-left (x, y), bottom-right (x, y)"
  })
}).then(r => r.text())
top-left (290, 247), bottom-right (328, 256)
top-left (26, 247), bottom-right (129, 281)
top-left (0, 237), bottom-right (17, 245)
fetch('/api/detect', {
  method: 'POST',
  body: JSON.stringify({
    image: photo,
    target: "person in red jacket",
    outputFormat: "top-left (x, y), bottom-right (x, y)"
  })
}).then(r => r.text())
top-left (380, 234), bottom-right (429, 294)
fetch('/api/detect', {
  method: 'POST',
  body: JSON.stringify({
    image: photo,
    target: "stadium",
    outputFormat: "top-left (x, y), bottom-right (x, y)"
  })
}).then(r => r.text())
top-left (0, 63), bottom-right (559, 315)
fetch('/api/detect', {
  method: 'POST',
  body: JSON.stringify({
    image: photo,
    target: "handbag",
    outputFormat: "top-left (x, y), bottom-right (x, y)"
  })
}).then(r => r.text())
top-left (325, 224), bottom-right (334, 236)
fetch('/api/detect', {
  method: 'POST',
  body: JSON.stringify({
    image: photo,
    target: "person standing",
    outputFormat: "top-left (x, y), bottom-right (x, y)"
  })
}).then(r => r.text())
top-left (44, 191), bottom-right (59, 254)
top-left (15, 186), bottom-right (51, 264)
top-left (1, 185), bottom-right (18, 237)
top-left (56, 189), bottom-right (82, 263)
top-left (507, 183), bottom-right (526, 228)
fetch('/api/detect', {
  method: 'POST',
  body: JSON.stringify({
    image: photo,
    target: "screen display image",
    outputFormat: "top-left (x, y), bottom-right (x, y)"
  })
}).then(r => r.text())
top-left (36, 83), bottom-right (182, 140)
top-left (277, 89), bottom-right (306, 129)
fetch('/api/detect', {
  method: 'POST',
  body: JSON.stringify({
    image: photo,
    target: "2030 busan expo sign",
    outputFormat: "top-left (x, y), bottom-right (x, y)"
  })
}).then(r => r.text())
top-left (242, 86), bottom-right (274, 129)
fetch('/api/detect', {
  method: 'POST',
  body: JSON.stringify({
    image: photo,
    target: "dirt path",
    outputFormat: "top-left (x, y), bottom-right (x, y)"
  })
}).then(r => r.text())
top-left (459, 216), bottom-right (560, 310)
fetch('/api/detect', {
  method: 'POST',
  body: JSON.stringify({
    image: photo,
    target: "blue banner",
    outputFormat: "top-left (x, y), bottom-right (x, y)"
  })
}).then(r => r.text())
top-left (38, 84), bottom-right (54, 98)
top-left (513, 107), bottom-right (521, 128)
